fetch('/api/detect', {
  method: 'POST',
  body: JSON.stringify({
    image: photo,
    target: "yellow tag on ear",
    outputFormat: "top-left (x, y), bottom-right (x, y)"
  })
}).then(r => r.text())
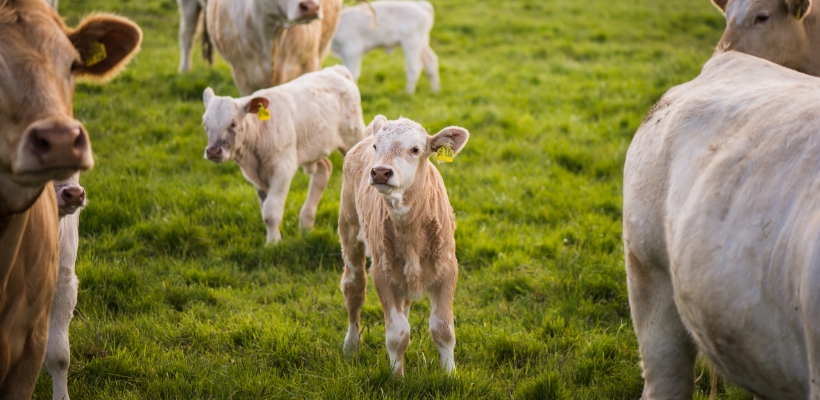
top-left (436, 144), bottom-right (454, 162)
top-left (85, 41), bottom-right (107, 67)
top-left (257, 104), bottom-right (270, 121)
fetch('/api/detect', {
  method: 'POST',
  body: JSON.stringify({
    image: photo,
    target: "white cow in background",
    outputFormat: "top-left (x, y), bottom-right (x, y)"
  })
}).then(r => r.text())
top-left (43, 174), bottom-right (86, 400)
top-left (624, 51), bottom-right (820, 399)
top-left (331, 0), bottom-right (440, 94)
top-left (202, 65), bottom-right (365, 244)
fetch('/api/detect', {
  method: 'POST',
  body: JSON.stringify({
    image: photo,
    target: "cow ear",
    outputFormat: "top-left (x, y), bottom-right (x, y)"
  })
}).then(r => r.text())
top-left (244, 96), bottom-right (270, 114)
top-left (203, 87), bottom-right (215, 107)
top-left (69, 14), bottom-right (142, 81)
top-left (787, 0), bottom-right (811, 19)
top-left (429, 127), bottom-right (469, 156)
top-left (366, 115), bottom-right (387, 136)
top-left (711, 0), bottom-right (729, 13)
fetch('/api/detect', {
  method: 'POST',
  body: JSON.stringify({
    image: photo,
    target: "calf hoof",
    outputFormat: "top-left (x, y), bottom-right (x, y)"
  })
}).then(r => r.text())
top-left (265, 230), bottom-right (282, 245)
top-left (299, 213), bottom-right (316, 230)
top-left (343, 324), bottom-right (360, 353)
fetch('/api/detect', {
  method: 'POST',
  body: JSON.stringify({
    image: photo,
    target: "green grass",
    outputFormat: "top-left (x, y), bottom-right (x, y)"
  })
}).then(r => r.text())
top-left (34, 0), bottom-right (753, 398)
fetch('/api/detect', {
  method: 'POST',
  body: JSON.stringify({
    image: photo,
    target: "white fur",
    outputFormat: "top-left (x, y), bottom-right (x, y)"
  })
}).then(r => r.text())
top-left (331, 0), bottom-right (440, 94)
top-left (386, 308), bottom-right (410, 374)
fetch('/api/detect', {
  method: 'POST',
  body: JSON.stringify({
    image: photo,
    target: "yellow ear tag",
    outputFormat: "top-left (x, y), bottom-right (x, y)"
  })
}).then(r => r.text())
top-left (85, 41), bottom-right (107, 67)
top-left (436, 143), bottom-right (454, 163)
top-left (257, 104), bottom-right (270, 121)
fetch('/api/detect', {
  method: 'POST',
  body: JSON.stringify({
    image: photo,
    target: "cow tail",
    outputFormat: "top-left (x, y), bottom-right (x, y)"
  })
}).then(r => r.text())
top-left (201, 9), bottom-right (213, 66)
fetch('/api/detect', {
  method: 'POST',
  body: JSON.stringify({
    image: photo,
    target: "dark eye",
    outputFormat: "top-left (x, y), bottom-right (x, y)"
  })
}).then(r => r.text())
top-left (230, 122), bottom-right (237, 129)
top-left (755, 12), bottom-right (769, 24)
top-left (411, 147), bottom-right (420, 155)
top-left (70, 60), bottom-right (82, 73)
top-left (373, 144), bottom-right (377, 150)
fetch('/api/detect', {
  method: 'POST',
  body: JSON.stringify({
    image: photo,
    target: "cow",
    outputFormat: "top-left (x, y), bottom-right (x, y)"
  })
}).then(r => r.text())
top-left (338, 115), bottom-right (468, 377)
top-left (42, 174), bottom-right (85, 400)
top-left (202, 65), bottom-right (365, 244)
top-left (624, 51), bottom-right (820, 399)
top-left (331, 0), bottom-right (440, 94)
top-left (711, 0), bottom-right (820, 76)
top-left (0, 1), bottom-right (141, 398)
top-left (177, 0), bottom-right (343, 96)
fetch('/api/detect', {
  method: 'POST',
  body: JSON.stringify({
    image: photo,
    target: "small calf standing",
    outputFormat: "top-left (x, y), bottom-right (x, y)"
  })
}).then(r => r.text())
top-left (338, 115), bottom-right (468, 376)
top-left (44, 174), bottom-right (86, 400)
top-left (202, 65), bottom-right (365, 244)
top-left (331, 1), bottom-right (440, 94)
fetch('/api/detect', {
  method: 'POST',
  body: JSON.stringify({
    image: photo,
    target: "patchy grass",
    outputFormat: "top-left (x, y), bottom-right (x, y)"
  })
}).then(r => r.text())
top-left (34, 0), bottom-right (752, 398)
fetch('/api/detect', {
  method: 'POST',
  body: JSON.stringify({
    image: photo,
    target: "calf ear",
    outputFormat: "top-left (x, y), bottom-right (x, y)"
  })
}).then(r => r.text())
top-left (711, 0), bottom-right (729, 13)
top-left (203, 87), bottom-right (215, 107)
top-left (429, 127), bottom-right (469, 156)
top-left (244, 96), bottom-right (271, 113)
top-left (787, 0), bottom-right (811, 19)
top-left (69, 14), bottom-right (142, 81)
top-left (366, 115), bottom-right (387, 136)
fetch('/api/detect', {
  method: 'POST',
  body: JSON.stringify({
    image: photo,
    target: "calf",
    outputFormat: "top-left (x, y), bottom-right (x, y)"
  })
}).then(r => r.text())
top-left (338, 115), bottom-right (468, 377)
top-left (331, 1), bottom-right (440, 94)
top-left (0, 1), bottom-right (141, 398)
top-left (202, 65), bottom-right (365, 244)
top-left (711, 0), bottom-right (820, 76)
top-left (624, 51), bottom-right (820, 399)
top-left (43, 174), bottom-right (85, 400)
top-left (178, 0), bottom-right (343, 95)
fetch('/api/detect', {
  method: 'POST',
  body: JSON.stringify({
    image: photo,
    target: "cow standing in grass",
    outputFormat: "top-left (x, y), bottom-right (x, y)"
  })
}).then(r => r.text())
top-left (202, 65), bottom-right (364, 244)
top-left (624, 51), bottom-right (820, 399)
top-left (0, 1), bottom-right (141, 398)
top-left (331, 0), bottom-right (440, 94)
top-left (338, 115), bottom-right (468, 377)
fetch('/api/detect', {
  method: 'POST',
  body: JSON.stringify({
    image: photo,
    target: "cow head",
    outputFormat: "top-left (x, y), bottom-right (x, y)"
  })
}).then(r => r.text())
top-left (53, 172), bottom-right (85, 217)
top-left (0, 1), bottom-right (141, 212)
top-left (202, 87), bottom-right (270, 163)
top-left (367, 115), bottom-right (469, 204)
top-left (268, 0), bottom-right (323, 25)
top-left (713, 0), bottom-right (812, 72)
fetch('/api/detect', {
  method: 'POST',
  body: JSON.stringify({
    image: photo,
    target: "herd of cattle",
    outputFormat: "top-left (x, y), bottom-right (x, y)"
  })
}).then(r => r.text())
top-left (2, 0), bottom-right (820, 398)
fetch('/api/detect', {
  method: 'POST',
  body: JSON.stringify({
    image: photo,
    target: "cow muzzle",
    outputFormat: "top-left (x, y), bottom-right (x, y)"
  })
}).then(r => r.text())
top-left (369, 165), bottom-right (396, 192)
top-left (205, 145), bottom-right (227, 163)
top-left (13, 119), bottom-right (93, 180)
top-left (296, 0), bottom-right (321, 21)
top-left (56, 184), bottom-right (86, 216)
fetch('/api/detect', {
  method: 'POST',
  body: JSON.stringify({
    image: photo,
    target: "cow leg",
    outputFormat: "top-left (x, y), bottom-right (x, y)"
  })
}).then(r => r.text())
top-left (261, 168), bottom-right (295, 244)
top-left (373, 268), bottom-right (410, 377)
top-left (428, 270), bottom-right (456, 373)
top-left (340, 51), bottom-right (363, 82)
top-left (420, 43), bottom-right (440, 93)
top-left (401, 40), bottom-right (424, 95)
top-left (299, 158), bottom-right (332, 231)
top-left (339, 221), bottom-right (366, 352)
top-left (0, 319), bottom-right (49, 400)
top-left (176, 0), bottom-right (201, 73)
top-left (627, 246), bottom-right (697, 399)
top-left (45, 268), bottom-right (78, 400)
top-left (802, 264), bottom-right (820, 400)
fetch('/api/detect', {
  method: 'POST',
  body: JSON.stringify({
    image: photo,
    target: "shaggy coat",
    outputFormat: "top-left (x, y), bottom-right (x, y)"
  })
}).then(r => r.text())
top-left (624, 51), bottom-right (820, 399)
top-left (338, 115), bottom-right (468, 377)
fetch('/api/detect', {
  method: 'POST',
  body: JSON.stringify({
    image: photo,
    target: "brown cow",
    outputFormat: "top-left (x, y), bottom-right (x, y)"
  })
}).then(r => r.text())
top-left (712, 0), bottom-right (820, 76)
top-left (0, 1), bottom-right (141, 398)
top-left (339, 115), bottom-right (468, 377)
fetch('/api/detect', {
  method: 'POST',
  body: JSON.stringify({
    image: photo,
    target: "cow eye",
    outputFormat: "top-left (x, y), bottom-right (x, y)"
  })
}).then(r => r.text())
top-left (411, 147), bottom-right (420, 155)
top-left (755, 12), bottom-right (769, 24)
top-left (230, 122), bottom-right (237, 129)
top-left (373, 144), bottom-right (377, 151)
top-left (70, 60), bottom-right (82, 72)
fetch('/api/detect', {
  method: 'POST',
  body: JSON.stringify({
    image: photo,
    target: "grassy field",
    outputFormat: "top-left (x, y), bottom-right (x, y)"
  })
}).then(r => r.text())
top-left (33, 0), bottom-right (753, 398)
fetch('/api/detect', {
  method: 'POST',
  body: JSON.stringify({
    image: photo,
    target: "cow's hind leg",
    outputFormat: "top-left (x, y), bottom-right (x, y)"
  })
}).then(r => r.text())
top-left (627, 246), bottom-right (697, 399)
top-left (176, 0), bottom-right (201, 73)
top-left (428, 271), bottom-right (456, 373)
top-left (400, 38), bottom-right (425, 94)
top-left (420, 43), bottom-right (440, 93)
top-left (299, 158), bottom-right (332, 231)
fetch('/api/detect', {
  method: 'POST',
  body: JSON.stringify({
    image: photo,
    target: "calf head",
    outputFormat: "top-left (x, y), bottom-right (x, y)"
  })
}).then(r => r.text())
top-left (202, 87), bottom-right (270, 163)
top-left (53, 172), bottom-right (85, 217)
top-left (367, 115), bottom-right (469, 203)
top-left (0, 0), bottom-right (141, 211)
top-left (713, 0), bottom-right (812, 72)
top-left (265, 0), bottom-right (323, 25)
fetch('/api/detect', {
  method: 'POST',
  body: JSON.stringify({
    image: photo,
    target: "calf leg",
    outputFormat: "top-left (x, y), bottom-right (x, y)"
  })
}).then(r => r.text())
top-left (627, 246), bottom-right (697, 399)
top-left (261, 170), bottom-right (295, 244)
top-left (428, 271), bottom-right (456, 373)
top-left (299, 158), bottom-right (332, 230)
top-left (401, 38), bottom-right (425, 94)
top-left (373, 269), bottom-right (410, 377)
top-left (339, 225), bottom-right (367, 352)
top-left (420, 43), bottom-right (440, 93)
top-left (176, 0), bottom-right (201, 73)
top-left (340, 51), bottom-right (363, 82)
top-left (45, 268), bottom-right (78, 400)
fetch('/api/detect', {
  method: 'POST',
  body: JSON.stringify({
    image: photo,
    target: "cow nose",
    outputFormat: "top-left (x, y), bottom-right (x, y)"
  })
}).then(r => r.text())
top-left (206, 146), bottom-right (222, 158)
top-left (26, 122), bottom-right (91, 170)
top-left (60, 186), bottom-right (85, 207)
top-left (298, 0), bottom-right (320, 19)
top-left (370, 166), bottom-right (393, 184)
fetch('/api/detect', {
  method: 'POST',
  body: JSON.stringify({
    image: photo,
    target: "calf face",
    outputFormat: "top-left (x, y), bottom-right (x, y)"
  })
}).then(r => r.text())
top-left (201, 87), bottom-right (269, 163)
top-left (0, 4), bottom-right (142, 191)
top-left (368, 117), bottom-right (468, 200)
top-left (53, 173), bottom-right (85, 217)
top-left (712, 0), bottom-right (811, 71)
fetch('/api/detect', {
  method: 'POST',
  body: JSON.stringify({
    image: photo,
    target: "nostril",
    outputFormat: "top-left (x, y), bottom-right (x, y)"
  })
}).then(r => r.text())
top-left (299, 2), bottom-right (309, 11)
top-left (73, 129), bottom-right (86, 151)
top-left (371, 168), bottom-right (377, 177)
top-left (30, 130), bottom-right (51, 156)
top-left (385, 170), bottom-right (393, 178)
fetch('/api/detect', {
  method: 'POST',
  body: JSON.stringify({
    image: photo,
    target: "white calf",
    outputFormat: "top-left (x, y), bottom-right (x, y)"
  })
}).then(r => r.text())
top-left (331, 1), bottom-right (440, 94)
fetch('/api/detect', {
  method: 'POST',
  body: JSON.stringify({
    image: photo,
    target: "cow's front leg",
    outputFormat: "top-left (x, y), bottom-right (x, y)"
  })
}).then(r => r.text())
top-left (428, 267), bottom-right (456, 374)
top-left (261, 170), bottom-right (295, 244)
top-left (176, 0), bottom-right (201, 73)
top-left (299, 158), bottom-right (332, 230)
top-left (373, 267), bottom-right (410, 377)
top-left (627, 246), bottom-right (697, 399)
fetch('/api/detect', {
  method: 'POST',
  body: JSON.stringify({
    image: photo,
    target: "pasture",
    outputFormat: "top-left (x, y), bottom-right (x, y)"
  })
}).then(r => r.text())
top-left (35, 0), bottom-right (749, 398)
